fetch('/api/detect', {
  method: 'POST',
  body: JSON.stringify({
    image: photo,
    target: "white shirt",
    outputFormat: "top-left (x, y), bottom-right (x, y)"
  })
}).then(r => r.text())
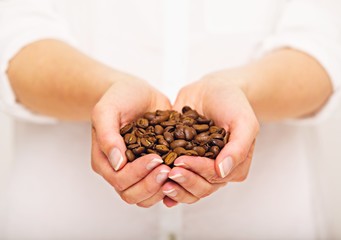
top-left (1, 0), bottom-right (341, 239)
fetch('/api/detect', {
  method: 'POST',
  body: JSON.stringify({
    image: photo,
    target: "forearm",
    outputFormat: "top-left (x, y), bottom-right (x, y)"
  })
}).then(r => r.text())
top-left (208, 49), bottom-right (333, 122)
top-left (7, 39), bottom-right (131, 121)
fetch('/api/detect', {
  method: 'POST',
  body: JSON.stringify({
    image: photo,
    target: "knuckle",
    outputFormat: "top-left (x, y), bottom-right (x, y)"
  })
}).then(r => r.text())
top-left (143, 181), bottom-right (156, 196)
top-left (113, 181), bottom-right (125, 192)
top-left (120, 192), bottom-right (136, 205)
top-left (136, 202), bottom-right (153, 208)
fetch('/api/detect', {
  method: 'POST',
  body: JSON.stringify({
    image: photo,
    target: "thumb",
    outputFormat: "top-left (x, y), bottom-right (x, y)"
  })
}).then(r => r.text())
top-left (92, 105), bottom-right (127, 171)
top-left (215, 119), bottom-right (259, 178)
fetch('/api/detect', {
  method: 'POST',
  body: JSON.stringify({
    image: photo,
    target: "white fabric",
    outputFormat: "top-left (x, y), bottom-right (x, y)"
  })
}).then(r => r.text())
top-left (0, 0), bottom-right (341, 239)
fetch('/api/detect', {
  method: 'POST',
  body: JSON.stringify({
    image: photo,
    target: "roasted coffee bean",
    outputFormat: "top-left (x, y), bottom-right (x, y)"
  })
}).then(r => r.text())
top-left (150, 115), bottom-right (169, 125)
top-left (135, 128), bottom-right (146, 138)
top-left (210, 133), bottom-right (224, 140)
top-left (181, 117), bottom-right (195, 126)
top-left (127, 143), bottom-right (140, 149)
top-left (193, 146), bottom-right (206, 156)
top-left (210, 139), bottom-right (225, 149)
top-left (210, 146), bottom-right (220, 158)
top-left (154, 125), bottom-right (164, 135)
top-left (196, 116), bottom-right (211, 124)
top-left (164, 152), bottom-right (178, 166)
top-left (147, 149), bottom-right (158, 154)
top-left (184, 126), bottom-right (196, 140)
top-left (124, 133), bottom-right (137, 145)
top-left (185, 141), bottom-right (194, 150)
top-left (174, 126), bottom-right (185, 139)
top-left (120, 107), bottom-right (229, 166)
top-left (144, 112), bottom-right (156, 121)
top-left (164, 132), bottom-right (174, 143)
top-left (164, 126), bottom-right (175, 133)
top-left (170, 140), bottom-right (188, 149)
top-left (194, 134), bottom-right (210, 144)
top-left (120, 123), bottom-right (134, 135)
top-left (204, 152), bottom-right (214, 158)
top-left (133, 146), bottom-right (145, 155)
top-left (182, 106), bottom-right (192, 113)
top-left (158, 138), bottom-right (169, 147)
top-left (145, 126), bottom-right (155, 135)
top-left (161, 120), bottom-right (177, 127)
top-left (155, 145), bottom-right (170, 154)
top-left (141, 138), bottom-right (154, 148)
top-left (193, 124), bottom-right (209, 133)
top-left (126, 149), bottom-right (136, 162)
top-left (209, 126), bottom-right (220, 134)
top-left (136, 118), bottom-right (149, 129)
top-left (184, 150), bottom-right (198, 156)
top-left (173, 147), bottom-right (186, 156)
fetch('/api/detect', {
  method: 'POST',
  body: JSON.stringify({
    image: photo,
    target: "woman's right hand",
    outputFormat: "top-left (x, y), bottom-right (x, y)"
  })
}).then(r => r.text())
top-left (91, 73), bottom-right (172, 207)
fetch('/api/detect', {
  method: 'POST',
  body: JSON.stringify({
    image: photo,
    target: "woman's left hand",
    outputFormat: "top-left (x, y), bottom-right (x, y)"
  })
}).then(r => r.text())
top-left (162, 72), bottom-right (259, 207)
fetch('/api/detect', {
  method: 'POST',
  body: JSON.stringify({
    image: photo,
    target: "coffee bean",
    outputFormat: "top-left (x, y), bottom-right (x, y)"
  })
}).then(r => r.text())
top-left (135, 128), bottom-right (146, 138)
top-left (174, 126), bottom-right (185, 139)
top-left (164, 132), bottom-right (174, 143)
top-left (182, 106), bottom-right (192, 113)
top-left (136, 118), bottom-right (149, 129)
top-left (127, 143), bottom-right (140, 149)
top-left (184, 150), bottom-right (198, 156)
top-left (133, 146), bottom-right (145, 155)
top-left (193, 146), bottom-right (206, 156)
top-left (126, 149), bottom-right (136, 162)
top-left (210, 133), bottom-right (224, 140)
top-left (141, 137), bottom-right (153, 148)
top-left (144, 112), bottom-right (156, 121)
top-left (120, 107), bottom-right (229, 166)
top-left (193, 124), bottom-right (209, 133)
top-left (154, 125), bottom-right (164, 135)
top-left (161, 120), bottom-right (177, 127)
top-left (124, 133), bottom-right (137, 145)
top-left (170, 139), bottom-right (188, 149)
top-left (183, 110), bottom-right (199, 119)
top-left (155, 145), bottom-right (170, 154)
top-left (184, 126), bottom-right (196, 140)
top-left (164, 152), bottom-right (178, 166)
top-left (210, 146), bottom-right (220, 158)
top-left (120, 123), bottom-right (134, 135)
top-left (211, 139), bottom-right (225, 149)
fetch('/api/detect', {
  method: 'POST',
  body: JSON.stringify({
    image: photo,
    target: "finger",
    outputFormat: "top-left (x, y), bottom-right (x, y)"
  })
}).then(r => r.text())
top-left (92, 104), bottom-right (127, 171)
top-left (225, 139), bottom-right (256, 182)
top-left (173, 156), bottom-right (220, 183)
top-left (92, 129), bottom-right (164, 191)
top-left (161, 181), bottom-right (199, 204)
top-left (136, 189), bottom-right (165, 208)
top-left (120, 165), bottom-right (171, 204)
top-left (168, 167), bottom-right (224, 198)
top-left (163, 197), bottom-right (179, 208)
top-left (215, 116), bottom-right (259, 178)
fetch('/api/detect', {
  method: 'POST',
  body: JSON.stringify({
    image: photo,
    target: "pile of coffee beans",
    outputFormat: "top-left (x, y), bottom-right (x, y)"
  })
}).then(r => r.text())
top-left (119, 106), bottom-right (229, 167)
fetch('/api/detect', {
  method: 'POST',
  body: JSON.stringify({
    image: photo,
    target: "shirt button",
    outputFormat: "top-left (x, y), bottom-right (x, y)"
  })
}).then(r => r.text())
top-left (168, 233), bottom-right (176, 240)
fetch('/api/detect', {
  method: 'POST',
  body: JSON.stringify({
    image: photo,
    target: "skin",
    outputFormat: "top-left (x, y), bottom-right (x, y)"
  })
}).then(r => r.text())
top-left (8, 40), bottom-right (332, 208)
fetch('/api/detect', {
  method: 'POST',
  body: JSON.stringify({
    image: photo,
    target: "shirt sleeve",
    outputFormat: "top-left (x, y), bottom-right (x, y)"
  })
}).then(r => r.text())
top-left (256, 0), bottom-right (341, 124)
top-left (0, 0), bottom-right (77, 124)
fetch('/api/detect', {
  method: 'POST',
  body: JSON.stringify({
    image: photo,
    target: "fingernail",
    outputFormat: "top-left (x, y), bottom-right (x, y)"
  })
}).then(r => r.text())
top-left (173, 162), bottom-right (188, 168)
top-left (219, 156), bottom-right (233, 178)
top-left (146, 158), bottom-right (163, 171)
top-left (109, 148), bottom-right (124, 171)
top-left (169, 173), bottom-right (186, 183)
top-left (156, 169), bottom-right (170, 183)
top-left (163, 188), bottom-right (177, 197)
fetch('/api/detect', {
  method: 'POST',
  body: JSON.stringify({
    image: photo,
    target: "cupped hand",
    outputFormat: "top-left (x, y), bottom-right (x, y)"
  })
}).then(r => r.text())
top-left (163, 71), bottom-right (259, 207)
top-left (91, 73), bottom-right (171, 207)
